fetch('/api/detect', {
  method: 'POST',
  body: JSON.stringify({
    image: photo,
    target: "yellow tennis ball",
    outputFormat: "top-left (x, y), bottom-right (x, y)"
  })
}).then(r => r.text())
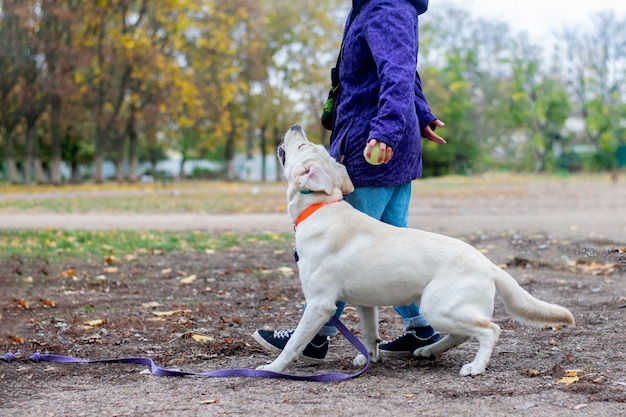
top-left (363, 142), bottom-right (383, 165)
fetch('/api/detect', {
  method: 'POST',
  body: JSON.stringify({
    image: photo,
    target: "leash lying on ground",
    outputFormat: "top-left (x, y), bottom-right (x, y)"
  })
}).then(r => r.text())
top-left (1, 317), bottom-right (369, 382)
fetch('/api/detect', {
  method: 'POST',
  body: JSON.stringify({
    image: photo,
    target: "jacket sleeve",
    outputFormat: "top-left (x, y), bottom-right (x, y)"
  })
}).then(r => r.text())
top-left (415, 71), bottom-right (438, 136)
top-left (365, 4), bottom-right (419, 149)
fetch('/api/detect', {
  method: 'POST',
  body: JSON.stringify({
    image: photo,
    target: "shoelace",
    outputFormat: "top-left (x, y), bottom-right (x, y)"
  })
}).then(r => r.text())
top-left (387, 329), bottom-right (417, 343)
top-left (272, 329), bottom-right (296, 339)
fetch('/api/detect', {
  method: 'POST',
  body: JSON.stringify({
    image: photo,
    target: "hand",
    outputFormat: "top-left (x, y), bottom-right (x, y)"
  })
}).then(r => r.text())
top-left (365, 139), bottom-right (394, 164)
top-left (423, 119), bottom-right (446, 144)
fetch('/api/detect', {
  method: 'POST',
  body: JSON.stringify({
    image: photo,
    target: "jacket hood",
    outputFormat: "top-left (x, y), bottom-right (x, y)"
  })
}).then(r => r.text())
top-left (407, 0), bottom-right (428, 15)
top-left (353, 0), bottom-right (428, 15)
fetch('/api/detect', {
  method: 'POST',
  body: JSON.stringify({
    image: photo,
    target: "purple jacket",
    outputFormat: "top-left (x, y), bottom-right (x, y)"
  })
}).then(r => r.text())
top-left (329, 0), bottom-right (436, 187)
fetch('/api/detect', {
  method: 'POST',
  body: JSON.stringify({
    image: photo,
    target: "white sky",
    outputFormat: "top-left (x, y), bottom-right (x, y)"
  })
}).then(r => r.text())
top-left (447, 0), bottom-right (626, 41)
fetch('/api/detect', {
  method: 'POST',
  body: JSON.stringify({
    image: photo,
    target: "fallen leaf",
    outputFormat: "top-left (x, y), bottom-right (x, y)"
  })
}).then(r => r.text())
top-left (14, 299), bottom-right (29, 309)
top-left (191, 334), bottom-right (215, 343)
top-left (527, 369), bottom-right (540, 377)
top-left (104, 255), bottom-right (116, 264)
top-left (404, 393), bottom-right (414, 399)
top-left (204, 249), bottom-right (216, 255)
top-left (142, 301), bottom-right (162, 308)
top-left (161, 268), bottom-right (172, 274)
top-left (153, 310), bottom-right (180, 317)
top-left (152, 310), bottom-right (191, 317)
top-left (103, 266), bottom-right (118, 273)
top-left (40, 299), bottom-right (57, 308)
top-left (276, 266), bottom-right (293, 276)
top-left (59, 269), bottom-right (76, 277)
top-left (573, 404), bottom-right (588, 410)
top-left (200, 399), bottom-right (220, 404)
top-left (557, 376), bottom-right (579, 385)
top-left (557, 371), bottom-right (580, 385)
top-left (84, 319), bottom-right (105, 327)
top-left (180, 274), bottom-right (197, 284)
top-left (10, 335), bottom-right (25, 344)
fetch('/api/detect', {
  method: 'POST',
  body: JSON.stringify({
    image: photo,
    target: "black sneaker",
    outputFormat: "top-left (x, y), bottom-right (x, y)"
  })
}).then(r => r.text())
top-left (378, 329), bottom-right (440, 358)
top-left (253, 329), bottom-right (329, 364)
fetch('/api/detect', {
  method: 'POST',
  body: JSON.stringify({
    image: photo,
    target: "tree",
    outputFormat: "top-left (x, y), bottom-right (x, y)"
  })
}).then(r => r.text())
top-left (38, 0), bottom-right (83, 185)
top-left (506, 34), bottom-right (571, 171)
top-left (558, 12), bottom-right (626, 157)
top-left (0, 0), bottom-right (31, 184)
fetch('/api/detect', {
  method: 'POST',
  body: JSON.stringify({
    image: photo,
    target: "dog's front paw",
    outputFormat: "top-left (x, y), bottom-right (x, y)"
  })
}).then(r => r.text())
top-left (256, 363), bottom-right (281, 372)
top-left (352, 353), bottom-right (379, 366)
top-left (413, 346), bottom-right (435, 359)
top-left (459, 362), bottom-right (485, 376)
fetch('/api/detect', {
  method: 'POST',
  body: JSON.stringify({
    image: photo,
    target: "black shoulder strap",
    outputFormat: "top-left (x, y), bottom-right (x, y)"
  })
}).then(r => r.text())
top-left (336, 0), bottom-right (368, 66)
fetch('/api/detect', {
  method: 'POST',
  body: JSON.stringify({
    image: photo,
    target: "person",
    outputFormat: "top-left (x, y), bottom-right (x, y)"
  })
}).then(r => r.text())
top-left (253, 0), bottom-right (447, 363)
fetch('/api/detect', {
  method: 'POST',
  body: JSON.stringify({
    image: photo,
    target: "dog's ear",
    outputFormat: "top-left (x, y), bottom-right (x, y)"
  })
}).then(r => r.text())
top-left (294, 162), bottom-right (334, 195)
top-left (337, 163), bottom-right (354, 195)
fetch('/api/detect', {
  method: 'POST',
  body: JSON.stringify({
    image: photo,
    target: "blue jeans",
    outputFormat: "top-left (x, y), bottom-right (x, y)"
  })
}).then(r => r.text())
top-left (316, 183), bottom-right (430, 337)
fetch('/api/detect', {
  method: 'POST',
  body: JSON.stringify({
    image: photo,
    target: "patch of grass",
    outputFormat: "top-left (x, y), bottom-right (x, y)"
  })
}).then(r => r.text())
top-left (0, 182), bottom-right (286, 214)
top-left (0, 229), bottom-right (292, 258)
top-left (81, 305), bottom-right (97, 314)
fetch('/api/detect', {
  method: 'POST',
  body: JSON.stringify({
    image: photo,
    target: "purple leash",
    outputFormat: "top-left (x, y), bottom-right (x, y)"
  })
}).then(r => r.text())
top-left (2, 317), bottom-right (370, 382)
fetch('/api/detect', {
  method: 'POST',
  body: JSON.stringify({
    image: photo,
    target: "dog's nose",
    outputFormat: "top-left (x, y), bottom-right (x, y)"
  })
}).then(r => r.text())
top-left (289, 125), bottom-right (303, 132)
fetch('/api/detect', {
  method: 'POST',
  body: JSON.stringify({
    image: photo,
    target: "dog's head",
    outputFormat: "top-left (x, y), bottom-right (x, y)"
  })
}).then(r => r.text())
top-left (277, 125), bottom-right (353, 219)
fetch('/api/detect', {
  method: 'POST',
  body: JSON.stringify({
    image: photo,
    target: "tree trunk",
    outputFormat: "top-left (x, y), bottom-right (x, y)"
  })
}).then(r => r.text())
top-left (71, 161), bottom-right (82, 183)
top-left (24, 126), bottom-right (34, 185)
top-left (94, 125), bottom-right (105, 183)
top-left (259, 123), bottom-right (267, 182)
top-left (225, 125), bottom-right (237, 182)
top-left (115, 134), bottom-right (125, 183)
top-left (3, 133), bottom-right (21, 184)
top-left (49, 95), bottom-right (63, 185)
top-left (127, 106), bottom-right (139, 183)
top-left (31, 130), bottom-right (48, 184)
top-left (24, 115), bottom-right (49, 184)
top-left (273, 125), bottom-right (282, 182)
top-left (245, 118), bottom-right (254, 181)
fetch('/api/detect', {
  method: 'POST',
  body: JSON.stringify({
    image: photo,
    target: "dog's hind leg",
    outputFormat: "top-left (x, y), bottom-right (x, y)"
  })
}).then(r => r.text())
top-left (413, 334), bottom-right (469, 359)
top-left (421, 312), bottom-right (500, 376)
top-left (458, 320), bottom-right (500, 376)
top-left (353, 306), bottom-right (381, 366)
top-left (256, 301), bottom-right (336, 372)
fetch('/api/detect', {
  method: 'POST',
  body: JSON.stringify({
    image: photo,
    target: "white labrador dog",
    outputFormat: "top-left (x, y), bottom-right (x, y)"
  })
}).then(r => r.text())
top-left (257, 125), bottom-right (575, 376)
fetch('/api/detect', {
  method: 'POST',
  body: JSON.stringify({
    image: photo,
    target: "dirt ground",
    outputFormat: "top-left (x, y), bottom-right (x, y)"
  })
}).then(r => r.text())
top-left (1, 175), bottom-right (626, 416)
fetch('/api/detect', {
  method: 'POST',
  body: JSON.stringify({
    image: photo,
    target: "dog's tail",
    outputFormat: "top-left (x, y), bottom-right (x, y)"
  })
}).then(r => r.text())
top-left (493, 267), bottom-right (575, 327)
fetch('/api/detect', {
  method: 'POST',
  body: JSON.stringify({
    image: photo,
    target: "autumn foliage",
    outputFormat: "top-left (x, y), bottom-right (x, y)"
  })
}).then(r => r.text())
top-left (0, 0), bottom-right (342, 184)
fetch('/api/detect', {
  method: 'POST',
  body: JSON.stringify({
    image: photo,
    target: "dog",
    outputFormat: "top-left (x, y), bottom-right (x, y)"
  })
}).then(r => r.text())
top-left (257, 125), bottom-right (575, 376)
